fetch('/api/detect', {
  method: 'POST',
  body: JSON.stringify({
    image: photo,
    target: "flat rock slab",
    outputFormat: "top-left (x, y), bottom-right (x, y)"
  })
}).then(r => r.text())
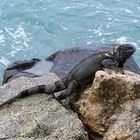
top-left (0, 74), bottom-right (88, 140)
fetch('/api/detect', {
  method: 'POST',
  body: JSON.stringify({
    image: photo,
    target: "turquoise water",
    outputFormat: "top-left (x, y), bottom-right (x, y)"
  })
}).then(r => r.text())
top-left (0, 0), bottom-right (140, 81)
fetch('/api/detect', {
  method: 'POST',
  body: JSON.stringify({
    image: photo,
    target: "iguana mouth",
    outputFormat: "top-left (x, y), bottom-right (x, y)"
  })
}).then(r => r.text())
top-left (126, 49), bottom-right (135, 52)
top-left (127, 48), bottom-right (135, 54)
top-left (124, 44), bottom-right (136, 51)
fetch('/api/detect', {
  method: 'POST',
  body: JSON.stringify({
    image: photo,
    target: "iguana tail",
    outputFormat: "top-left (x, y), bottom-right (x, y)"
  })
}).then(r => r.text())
top-left (0, 79), bottom-right (65, 108)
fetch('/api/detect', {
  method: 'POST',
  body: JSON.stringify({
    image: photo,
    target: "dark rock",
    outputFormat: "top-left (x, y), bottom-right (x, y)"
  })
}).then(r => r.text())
top-left (3, 44), bottom-right (140, 84)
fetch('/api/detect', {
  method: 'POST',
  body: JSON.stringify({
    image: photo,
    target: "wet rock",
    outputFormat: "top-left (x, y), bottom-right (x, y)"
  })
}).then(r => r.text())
top-left (71, 69), bottom-right (140, 140)
top-left (3, 44), bottom-right (140, 84)
top-left (0, 74), bottom-right (88, 140)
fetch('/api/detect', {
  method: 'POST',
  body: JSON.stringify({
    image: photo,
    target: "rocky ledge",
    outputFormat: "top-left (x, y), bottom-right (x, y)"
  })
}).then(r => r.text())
top-left (0, 69), bottom-right (140, 140)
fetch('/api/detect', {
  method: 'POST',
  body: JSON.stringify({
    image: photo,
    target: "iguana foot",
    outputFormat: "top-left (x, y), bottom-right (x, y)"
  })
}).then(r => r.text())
top-left (57, 79), bottom-right (78, 100)
top-left (48, 94), bottom-right (56, 101)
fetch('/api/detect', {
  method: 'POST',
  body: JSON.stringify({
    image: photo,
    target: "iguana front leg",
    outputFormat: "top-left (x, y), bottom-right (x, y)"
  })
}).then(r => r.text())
top-left (102, 58), bottom-right (118, 68)
top-left (57, 79), bottom-right (78, 101)
top-left (102, 58), bottom-right (124, 73)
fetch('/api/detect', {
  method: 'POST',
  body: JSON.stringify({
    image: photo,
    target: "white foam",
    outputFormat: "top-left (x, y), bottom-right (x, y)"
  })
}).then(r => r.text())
top-left (124, 9), bottom-right (133, 14)
top-left (101, 38), bottom-right (105, 43)
top-left (0, 30), bottom-right (3, 34)
top-left (63, 6), bottom-right (75, 10)
top-left (88, 29), bottom-right (92, 32)
top-left (5, 25), bottom-right (30, 48)
top-left (114, 36), bottom-right (138, 48)
top-left (89, 35), bottom-right (93, 38)
top-left (93, 27), bottom-right (103, 37)
top-left (0, 57), bottom-right (10, 66)
top-left (0, 34), bottom-right (5, 45)
top-left (10, 3), bottom-right (14, 7)
top-left (0, 12), bottom-right (3, 16)
top-left (137, 6), bottom-right (140, 10)
top-left (13, 25), bottom-right (30, 48)
top-left (116, 36), bottom-right (128, 43)
top-left (114, 18), bottom-right (120, 22)
top-left (86, 41), bottom-right (92, 45)
top-left (8, 50), bottom-right (16, 57)
top-left (108, 17), bottom-right (112, 21)
top-left (106, 24), bottom-right (110, 28)
top-left (60, 25), bottom-right (68, 30)
top-left (4, 25), bottom-right (31, 57)
top-left (133, 20), bottom-right (138, 23)
top-left (8, 45), bottom-right (23, 57)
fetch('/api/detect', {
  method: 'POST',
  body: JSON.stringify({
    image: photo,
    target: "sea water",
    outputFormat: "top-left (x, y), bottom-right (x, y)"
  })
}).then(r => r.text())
top-left (0, 0), bottom-right (140, 82)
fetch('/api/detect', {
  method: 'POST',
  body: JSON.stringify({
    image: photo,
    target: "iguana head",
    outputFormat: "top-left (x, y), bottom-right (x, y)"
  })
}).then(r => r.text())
top-left (110, 44), bottom-right (136, 63)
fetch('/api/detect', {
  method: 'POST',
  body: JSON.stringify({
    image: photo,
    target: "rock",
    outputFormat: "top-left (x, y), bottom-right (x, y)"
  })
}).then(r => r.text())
top-left (0, 73), bottom-right (88, 140)
top-left (71, 69), bottom-right (140, 140)
top-left (1, 66), bottom-right (140, 140)
top-left (104, 99), bottom-right (140, 140)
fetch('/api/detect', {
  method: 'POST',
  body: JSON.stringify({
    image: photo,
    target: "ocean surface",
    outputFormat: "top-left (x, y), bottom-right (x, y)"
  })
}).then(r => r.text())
top-left (0, 0), bottom-right (140, 82)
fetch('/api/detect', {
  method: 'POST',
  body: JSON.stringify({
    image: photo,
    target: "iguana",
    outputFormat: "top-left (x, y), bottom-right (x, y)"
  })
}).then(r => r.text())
top-left (0, 44), bottom-right (135, 108)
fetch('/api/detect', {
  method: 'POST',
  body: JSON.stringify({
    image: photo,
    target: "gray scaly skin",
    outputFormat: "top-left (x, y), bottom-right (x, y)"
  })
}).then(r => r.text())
top-left (0, 44), bottom-right (135, 108)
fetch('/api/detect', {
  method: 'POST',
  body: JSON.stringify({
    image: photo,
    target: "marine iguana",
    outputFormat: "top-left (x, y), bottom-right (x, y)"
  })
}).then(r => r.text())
top-left (0, 44), bottom-right (135, 108)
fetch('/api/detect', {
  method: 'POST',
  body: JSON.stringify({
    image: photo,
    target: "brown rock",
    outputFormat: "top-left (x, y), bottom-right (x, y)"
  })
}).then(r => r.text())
top-left (71, 69), bottom-right (140, 140)
top-left (104, 99), bottom-right (140, 140)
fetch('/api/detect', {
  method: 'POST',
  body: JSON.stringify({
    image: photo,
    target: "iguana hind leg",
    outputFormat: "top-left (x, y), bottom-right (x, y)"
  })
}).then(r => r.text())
top-left (57, 79), bottom-right (78, 101)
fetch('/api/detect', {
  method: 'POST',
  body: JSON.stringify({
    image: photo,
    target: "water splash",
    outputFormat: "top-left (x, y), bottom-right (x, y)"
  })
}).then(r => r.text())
top-left (0, 57), bottom-right (10, 66)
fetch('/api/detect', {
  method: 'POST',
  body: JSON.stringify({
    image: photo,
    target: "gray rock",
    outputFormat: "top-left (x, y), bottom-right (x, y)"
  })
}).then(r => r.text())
top-left (0, 74), bottom-right (88, 140)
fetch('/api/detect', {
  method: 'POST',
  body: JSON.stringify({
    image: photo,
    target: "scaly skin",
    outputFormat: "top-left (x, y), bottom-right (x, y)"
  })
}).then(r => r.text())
top-left (0, 44), bottom-right (135, 108)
